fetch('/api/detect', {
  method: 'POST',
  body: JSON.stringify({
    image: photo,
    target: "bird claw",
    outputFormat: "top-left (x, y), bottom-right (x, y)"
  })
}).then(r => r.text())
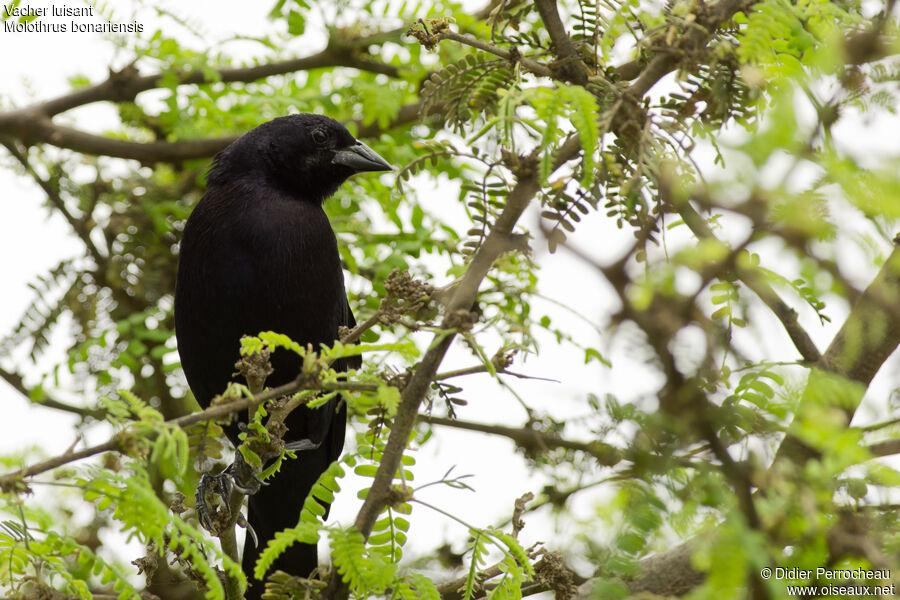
top-left (195, 452), bottom-right (265, 534)
top-left (195, 471), bottom-right (233, 533)
top-left (195, 441), bottom-right (321, 535)
top-left (237, 512), bottom-right (259, 548)
top-left (227, 450), bottom-right (265, 495)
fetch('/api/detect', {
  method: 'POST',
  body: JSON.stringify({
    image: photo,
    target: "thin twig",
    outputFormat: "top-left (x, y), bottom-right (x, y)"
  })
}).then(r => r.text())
top-left (672, 196), bottom-right (822, 363)
top-left (0, 374), bottom-right (380, 488)
top-left (419, 414), bottom-right (620, 464)
top-left (869, 438), bottom-right (900, 458)
top-left (0, 437), bottom-right (120, 492)
top-left (0, 137), bottom-right (108, 269)
top-left (434, 364), bottom-right (559, 383)
top-left (339, 311), bottom-right (382, 345)
top-left (436, 30), bottom-right (553, 77)
top-left (0, 365), bottom-right (107, 420)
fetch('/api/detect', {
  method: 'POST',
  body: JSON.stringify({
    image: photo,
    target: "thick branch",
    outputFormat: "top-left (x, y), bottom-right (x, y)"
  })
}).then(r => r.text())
top-left (0, 98), bottom-right (430, 163)
top-left (3, 43), bottom-right (400, 121)
top-left (0, 97), bottom-right (430, 164)
top-left (2, 116), bottom-right (234, 163)
top-left (534, 0), bottom-right (588, 84)
top-left (0, 42), bottom-right (423, 163)
top-left (351, 169), bottom-right (544, 540)
top-left (815, 245), bottom-right (900, 386)
top-left (625, 540), bottom-right (708, 596)
top-left (329, 175), bottom-right (550, 598)
top-left (776, 243), bottom-right (900, 464)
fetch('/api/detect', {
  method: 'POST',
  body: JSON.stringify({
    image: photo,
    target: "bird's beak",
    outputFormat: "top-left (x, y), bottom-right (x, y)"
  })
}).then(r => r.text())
top-left (332, 141), bottom-right (393, 172)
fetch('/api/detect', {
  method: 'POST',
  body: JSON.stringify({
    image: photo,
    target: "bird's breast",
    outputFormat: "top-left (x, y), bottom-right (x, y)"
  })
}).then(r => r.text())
top-left (176, 191), bottom-right (347, 398)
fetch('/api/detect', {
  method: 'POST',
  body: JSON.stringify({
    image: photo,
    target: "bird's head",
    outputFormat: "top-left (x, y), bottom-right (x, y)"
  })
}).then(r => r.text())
top-left (208, 114), bottom-right (392, 202)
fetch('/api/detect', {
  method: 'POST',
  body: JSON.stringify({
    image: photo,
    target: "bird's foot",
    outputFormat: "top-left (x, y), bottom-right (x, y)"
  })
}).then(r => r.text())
top-left (227, 449), bottom-right (264, 495)
top-left (195, 470), bottom-right (233, 533)
top-left (194, 440), bottom-right (318, 540)
top-left (195, 451), bottom-right (264, 535)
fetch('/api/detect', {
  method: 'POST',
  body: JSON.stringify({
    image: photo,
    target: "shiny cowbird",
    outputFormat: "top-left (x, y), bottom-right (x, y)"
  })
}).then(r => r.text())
top-left (174, 114), bottom-right (390, 595)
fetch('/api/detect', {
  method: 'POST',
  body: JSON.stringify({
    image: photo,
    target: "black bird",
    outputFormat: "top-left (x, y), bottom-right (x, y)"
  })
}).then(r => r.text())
top-left (174, 114), bottom-right (391, 596)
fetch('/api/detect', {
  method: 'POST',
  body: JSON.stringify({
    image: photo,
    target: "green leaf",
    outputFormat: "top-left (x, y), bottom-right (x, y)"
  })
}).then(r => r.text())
top-left (286, 10), bottom-right (305, 35)
top-left (562, 86), bottom-right (600, 187)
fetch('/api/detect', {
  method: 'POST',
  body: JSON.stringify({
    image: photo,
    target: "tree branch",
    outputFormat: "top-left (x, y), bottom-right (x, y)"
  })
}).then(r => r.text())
top-left (673, 195), bottom-right (822, 363)
top-left (330, 150), bottom-right (576, 597)
top-left (169, 376), bottom-right (365, 431)
top-left (0, 266), bottom-right (427, 493)
top-left (434, 29), bottom-right (642, 83)
top-left (0, 437), bottom-right (120, 492)
top-left (534, 0), bottom-right (588, 84)
top-left (2, 116), bottom-right (234, 163)
top-left (868, 437), bottom-right (900, 458)
top-left (617, 243), bottom-right (900, 597)
top-left (0, 35), bottom-right (424, 163)
top-left (0, 136), bottom-right (109, 270)
top-left (0, 96), bottom-right (433, 164)
top-left (627, 0), bottom-right (757, 98)
top-left (775, 243), bottom-right (900, 465)
top-left (0, 365), bottom-right (106, 420)
top-left (0, 371), bottom-right (381, 490)
top-left (3, 42), bottom-right (400, 121)
top-left (435, 30), bottom-right (553, 78)
top-left (338, 1), bottom-right (759, 595)
top-left (349, 167), bottom-right (544, 541)
top-left (438, 562), bottom-right (506, 600)
top-left (419, 414), bottom-right (620, 465)
top-left (814, 244), bottom-right (900, 386)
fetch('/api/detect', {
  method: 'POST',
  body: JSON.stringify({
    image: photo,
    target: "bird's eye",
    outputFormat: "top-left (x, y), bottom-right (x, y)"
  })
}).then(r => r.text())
top-left (311, 129), bottom-right (328, 145)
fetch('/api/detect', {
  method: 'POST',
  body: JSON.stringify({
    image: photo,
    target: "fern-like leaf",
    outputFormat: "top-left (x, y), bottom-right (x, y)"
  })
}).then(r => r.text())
top-left (562, 86), bottom-right (600, 187)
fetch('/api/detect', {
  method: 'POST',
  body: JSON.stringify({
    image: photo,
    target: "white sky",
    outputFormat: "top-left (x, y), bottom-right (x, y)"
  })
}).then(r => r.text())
top-left (2, 0), bottom-right (900, 589)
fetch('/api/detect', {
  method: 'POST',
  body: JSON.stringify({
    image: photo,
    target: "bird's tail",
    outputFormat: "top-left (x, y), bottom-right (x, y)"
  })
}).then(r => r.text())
top-left (241, 448), bottom-right (332, 599)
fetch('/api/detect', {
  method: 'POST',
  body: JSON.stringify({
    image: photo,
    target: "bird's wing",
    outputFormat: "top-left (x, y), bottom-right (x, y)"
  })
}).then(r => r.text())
top-left (327, 294), bottom-right (358, 464)
top-left (339, 294), bottom-right (363, 371)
